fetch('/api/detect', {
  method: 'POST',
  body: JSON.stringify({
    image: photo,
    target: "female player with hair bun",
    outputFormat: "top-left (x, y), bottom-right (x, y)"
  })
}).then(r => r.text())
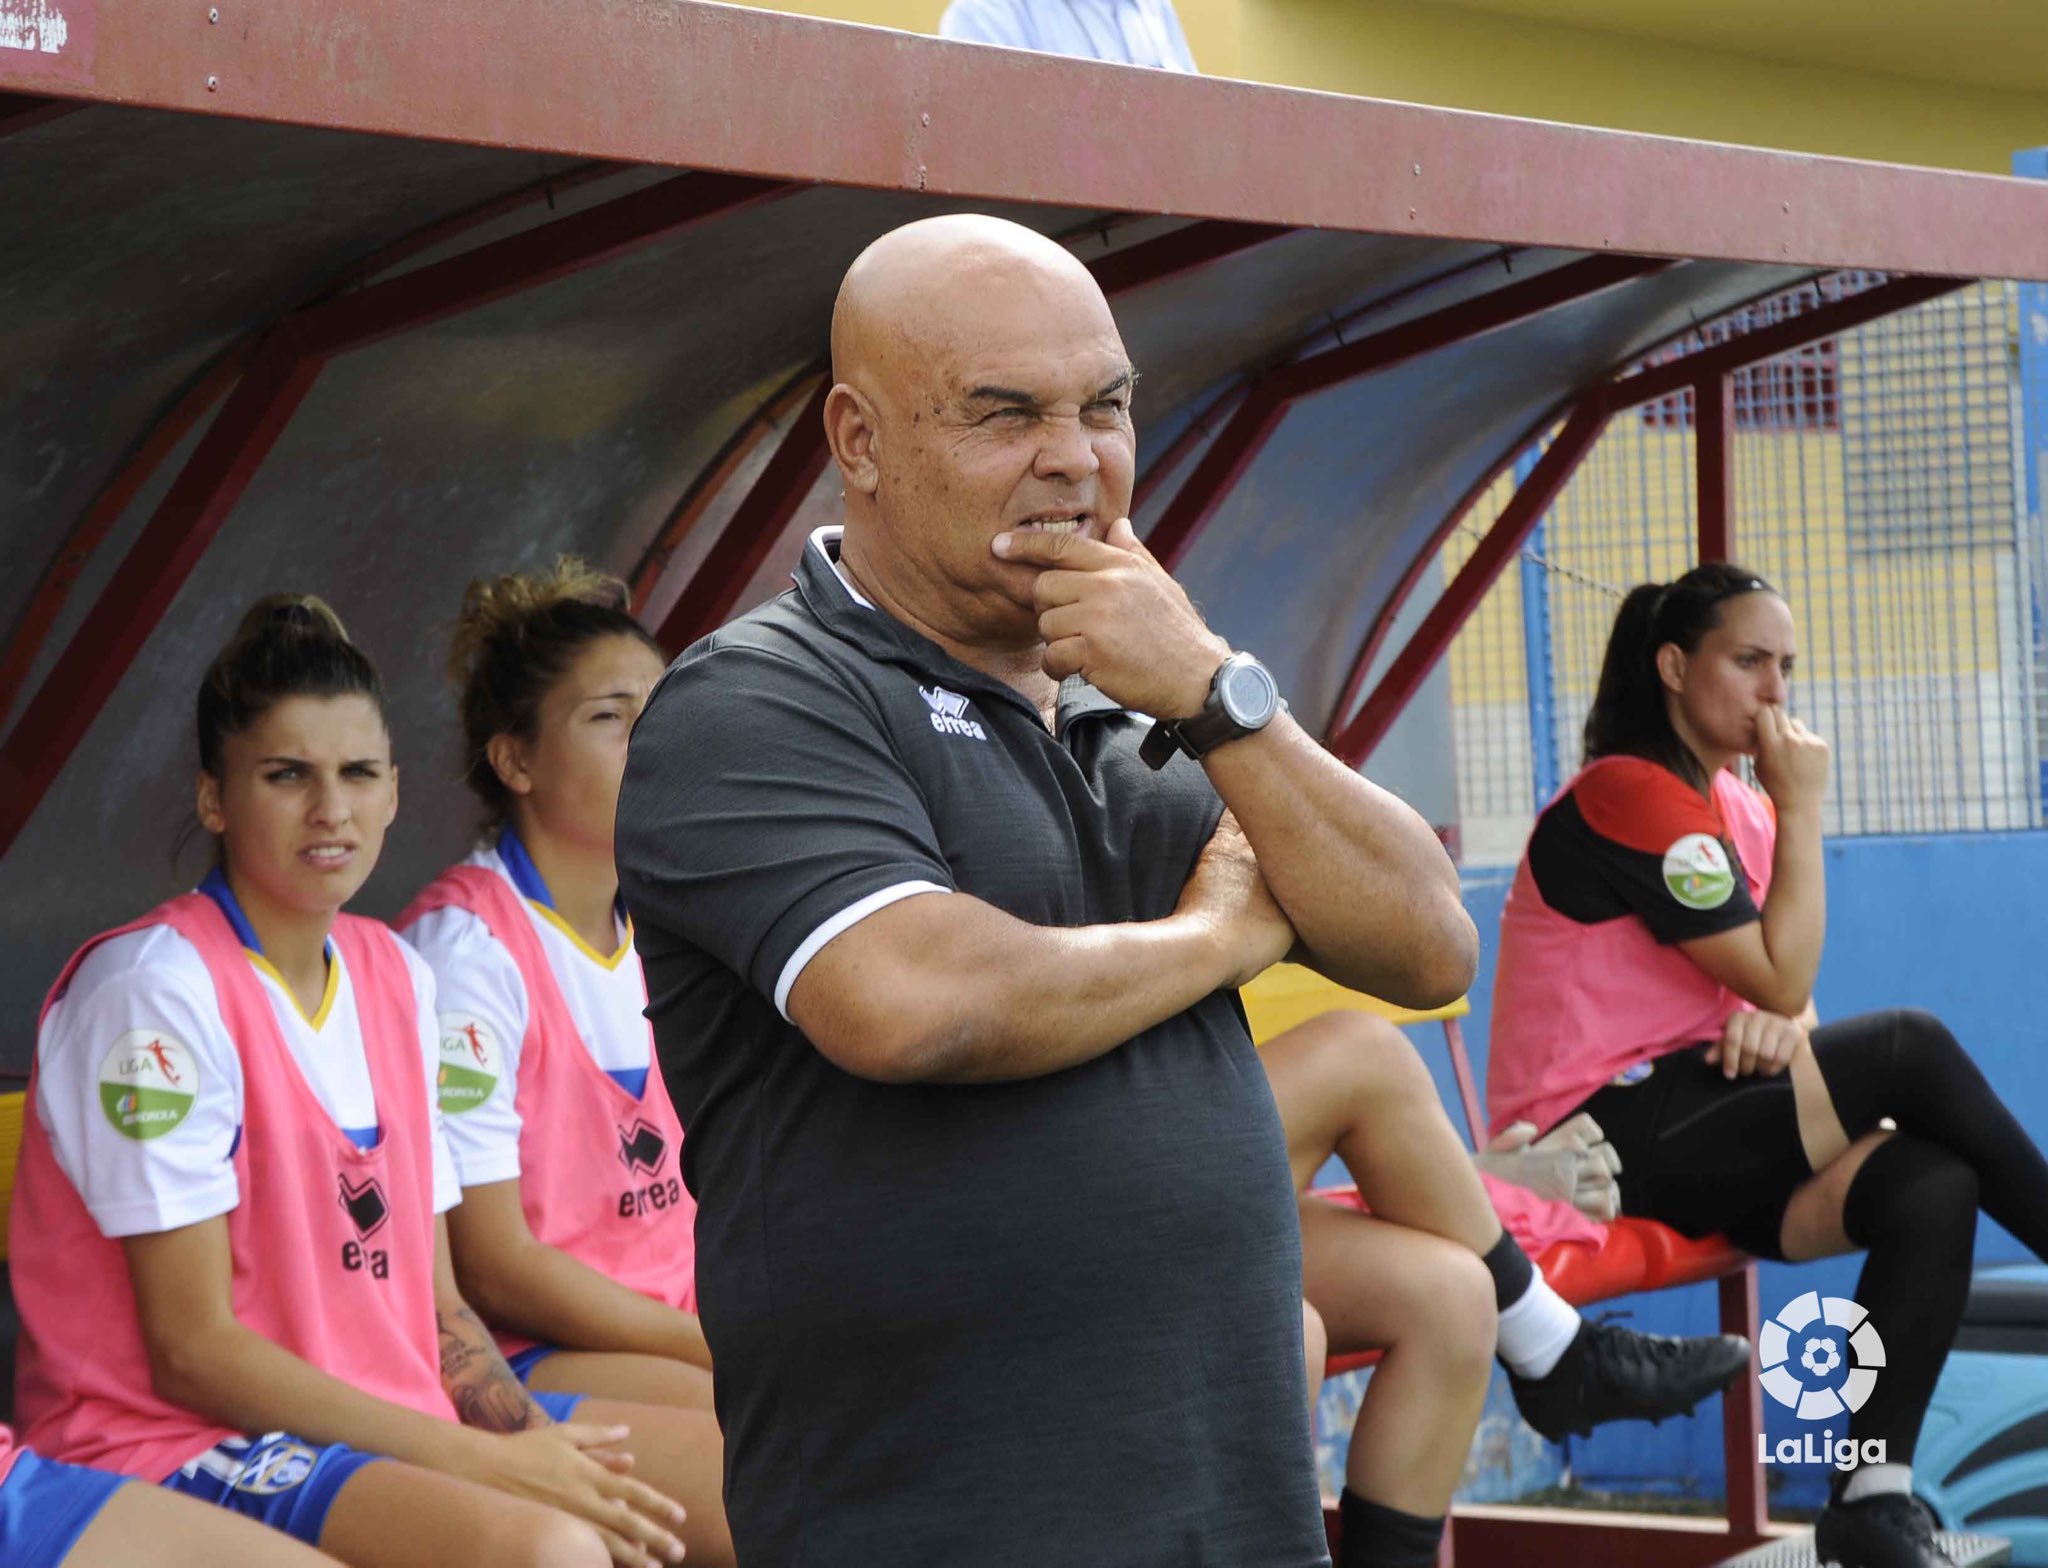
top-left (11, 595), bottom-right (708, 1568)
top-left (402, 561), bottom-right (710, 1413)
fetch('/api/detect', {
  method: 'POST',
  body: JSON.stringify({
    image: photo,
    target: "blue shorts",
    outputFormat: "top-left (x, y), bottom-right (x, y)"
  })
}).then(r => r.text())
top-left (0, 1448), bottom-right (129, 1567)
top-left (506, 1344), bottom-right (561, 1384)
top-left (163, 1431), bottom-right (380, 1547)
top-left (160, 1394), bottom-right (586, 1548)
top-left (533, 1390), bottom-right (586, 1421)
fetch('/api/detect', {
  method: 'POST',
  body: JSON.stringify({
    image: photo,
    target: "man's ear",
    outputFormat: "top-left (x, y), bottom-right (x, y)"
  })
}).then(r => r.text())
top-left (485, 733), bottom-right (534, 798)
top-left (1655, 641), bottom-right (1687, 696)
top-left (824, 383), bottom-right (881, 496)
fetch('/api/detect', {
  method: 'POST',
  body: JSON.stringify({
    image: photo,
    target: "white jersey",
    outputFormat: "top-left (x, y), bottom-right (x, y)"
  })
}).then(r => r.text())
top-left (35, 921), bottom-right (461, 1239)
top-left (402, 843), bottom-right (653, 1188)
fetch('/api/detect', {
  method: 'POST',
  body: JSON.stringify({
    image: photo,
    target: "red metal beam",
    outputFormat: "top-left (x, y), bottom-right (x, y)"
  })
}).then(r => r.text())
top-left (1145, 389), bottom-right (1290, 572)
top-left (655, 382), bottom-right (834, 650)
top-left (1085, 221), bottom-right (1287, 297)
top-left (1600, 274), bottom-right (1970, 414)
top-left (1720, 1266), bottom-right (1770, 1544)
top-left (0, 162), bottom-right (640, 736)
top-left (1448, 1510), bottom-right (1768, 1568)
top-left (1327, 402), bottom-right (1611, 767)
top-left (26, 1), bottom-right (2048, 283)
top-left (1131, 250), bottom-right (1524, 515)
top-left (1696, 374), bottom-right (1734, 563)
top-left (301, 172), bottom-right (794, 356)
top-left (0, 169), bottom-right (800, 859)
top-left (0, 331), bottom-right (322, 853)
top-left (324, 162), bottom-right (626, 295)
top-left (630, 368), bottom-right (824, 617)
top-left (1132, 384), bottom-right (1248, 513)
top-left (1265, 254), bottom-right (1673, 404)
top-left (1146, 255), bottom-right (1671, 571)
top-left (0, 346), bottom-right (252, 730)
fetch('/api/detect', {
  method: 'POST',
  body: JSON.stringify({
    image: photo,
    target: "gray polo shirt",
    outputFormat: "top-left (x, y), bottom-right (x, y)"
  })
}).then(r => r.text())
top-left (617, 528), bottom-right (1326, 1567)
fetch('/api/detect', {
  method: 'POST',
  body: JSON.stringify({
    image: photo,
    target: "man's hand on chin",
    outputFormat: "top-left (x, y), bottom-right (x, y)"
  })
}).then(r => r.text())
top-left (993, 515), bottom-right (1228, 720)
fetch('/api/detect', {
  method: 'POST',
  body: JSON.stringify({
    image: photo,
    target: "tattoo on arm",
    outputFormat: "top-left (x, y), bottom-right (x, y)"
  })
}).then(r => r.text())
top-left (437, 1305), bottom-right (548, 1433)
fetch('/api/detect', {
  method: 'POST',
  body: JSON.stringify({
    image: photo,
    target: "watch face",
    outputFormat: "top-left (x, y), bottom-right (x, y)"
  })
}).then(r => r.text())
top-left (1218, 658), bottom-right (1279, 727)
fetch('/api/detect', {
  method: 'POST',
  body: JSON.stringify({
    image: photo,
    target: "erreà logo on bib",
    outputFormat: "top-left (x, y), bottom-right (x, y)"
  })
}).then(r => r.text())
top-left (98, 1030), bottom-right (200, 1141)
top-left (437, 1014), bottom-right (499, 1116)
top-left (1662, 832), bottom-right (1735, 910)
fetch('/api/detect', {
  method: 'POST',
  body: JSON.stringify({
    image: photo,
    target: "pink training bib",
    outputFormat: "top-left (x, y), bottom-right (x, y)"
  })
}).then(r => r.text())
top-left (403, 866), bottom-right (696, 1357)
top-left (0, 1425), bottom-right (17, 1487)
top-left (13, 894), bottom-right (455, 1482)
top-left (1488, 766), bottom-right (1779, 1138)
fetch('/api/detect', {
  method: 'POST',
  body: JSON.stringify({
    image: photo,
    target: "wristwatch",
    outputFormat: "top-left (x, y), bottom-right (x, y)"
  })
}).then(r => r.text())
top-left (1139, 652), bottom-right (1284, 770)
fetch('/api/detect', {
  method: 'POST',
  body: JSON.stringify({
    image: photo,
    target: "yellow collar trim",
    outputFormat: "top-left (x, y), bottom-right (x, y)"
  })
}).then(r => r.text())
top-left (246, 947), bottom-right (340, 1032)
top-left (527, 899), bottom-right (633, 971)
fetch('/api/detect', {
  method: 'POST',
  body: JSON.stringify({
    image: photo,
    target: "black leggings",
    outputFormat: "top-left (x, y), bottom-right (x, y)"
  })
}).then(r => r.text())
top-left (1577, 1009), bottom-right (2048, 1463)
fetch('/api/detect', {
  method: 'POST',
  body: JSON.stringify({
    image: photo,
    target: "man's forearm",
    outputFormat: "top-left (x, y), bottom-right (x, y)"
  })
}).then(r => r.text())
top-left (792, 896), bottom-right (1242, 1084)
top-left (1201, 714), bottom-right (1477, 1007)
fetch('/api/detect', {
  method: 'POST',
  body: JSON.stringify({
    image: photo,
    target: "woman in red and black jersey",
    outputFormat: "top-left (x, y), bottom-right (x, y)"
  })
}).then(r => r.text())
top-left (1490, 562), bottom-right (2048, 1568)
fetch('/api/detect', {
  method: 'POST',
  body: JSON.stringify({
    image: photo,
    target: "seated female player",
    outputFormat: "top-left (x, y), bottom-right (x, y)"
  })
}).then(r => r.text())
top-left (0, 1420), bottom-right (338, 1568)
top-left (1260, 1006), bottom-right (1751, 1568)
top-left (10, 596), bottom-right (726, 1568)
top-left (1488, 562), bottom-right (2048, 1568)
top-left (400, 560), bottom-right (709, 1412)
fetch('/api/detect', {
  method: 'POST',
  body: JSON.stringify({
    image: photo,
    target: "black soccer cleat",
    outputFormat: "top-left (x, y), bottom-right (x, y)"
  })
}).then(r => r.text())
top-left (1507, 1318), bottom-right (1752, 1442)
top-left (1813, 1493), bottom-right (1957, 1568)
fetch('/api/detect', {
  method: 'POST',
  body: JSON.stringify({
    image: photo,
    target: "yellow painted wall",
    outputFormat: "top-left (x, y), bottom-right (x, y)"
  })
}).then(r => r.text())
top-left (1239, 0), bottom-right (2048, 175)
top-left (724, 0), bottom-right (2045, 174)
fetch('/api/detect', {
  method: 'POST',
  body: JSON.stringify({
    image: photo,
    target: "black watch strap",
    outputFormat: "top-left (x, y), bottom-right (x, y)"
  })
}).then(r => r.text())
top-left (1138, 654), bottom-right (1280, 770)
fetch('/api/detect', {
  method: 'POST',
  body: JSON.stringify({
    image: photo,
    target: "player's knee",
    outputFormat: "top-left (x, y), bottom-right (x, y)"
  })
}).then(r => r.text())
top-left (1903, 1147), bottom-right (1979, 1233)
top-left (1302, 1298), bottom-right (1329, 1383)
top-left (1887, 1007), bottom-right (1964, 1072)
top-left (1386, 1244), bottom-right (1496, 1380)
top-left (1305, 1010), bottom-right (1432, 1108)
top-left (1433, 1248), bottom-right (1500, 1378)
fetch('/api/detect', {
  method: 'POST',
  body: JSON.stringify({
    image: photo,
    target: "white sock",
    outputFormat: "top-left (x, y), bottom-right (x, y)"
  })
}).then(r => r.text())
top-left (1495, 1277), bottom-right (1581, 1379)
top-left (1841, 1463), bottom-right (1913, 1504)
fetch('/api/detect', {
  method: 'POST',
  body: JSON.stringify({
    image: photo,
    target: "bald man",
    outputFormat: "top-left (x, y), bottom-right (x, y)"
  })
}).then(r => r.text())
top-left (616, 216), bottom-right (1478, 1566)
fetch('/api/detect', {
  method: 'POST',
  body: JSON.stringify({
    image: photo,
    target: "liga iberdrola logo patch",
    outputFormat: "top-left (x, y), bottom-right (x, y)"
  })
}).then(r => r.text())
top-left (1662, 832), bottom-right (1735, 910)
top-left (437, 1014), bottom-right (500, 1115)
top-left (98, 1030), bottom-right (200, 1140)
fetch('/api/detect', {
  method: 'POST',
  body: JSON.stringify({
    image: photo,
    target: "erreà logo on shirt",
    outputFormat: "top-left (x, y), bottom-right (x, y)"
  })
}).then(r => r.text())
top-left (1662, 833), bottom-right (1735, 910)
top-left (97, 1030), bottom-right (199, 1141)
top-left (338, 1172), bottom-right (391, 1280)
top-left (919, 684), bottom-right (987, 740)
top-left (617, 1117), bottom-right (684, 1220)
top-left (436, 1013), bottom-right (499, 1116)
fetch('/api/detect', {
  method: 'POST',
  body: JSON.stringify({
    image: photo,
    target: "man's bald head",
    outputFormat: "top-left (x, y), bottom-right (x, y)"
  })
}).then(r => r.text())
top-left (831, 215), bottom-right (1116, 390)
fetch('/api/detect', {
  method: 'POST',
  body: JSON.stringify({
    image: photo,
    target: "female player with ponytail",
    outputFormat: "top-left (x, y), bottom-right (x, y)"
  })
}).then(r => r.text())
top-left (1488, 563), bottom-right (2048, 1568)
top-left (10, 596), bottom-right (712, 1568)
